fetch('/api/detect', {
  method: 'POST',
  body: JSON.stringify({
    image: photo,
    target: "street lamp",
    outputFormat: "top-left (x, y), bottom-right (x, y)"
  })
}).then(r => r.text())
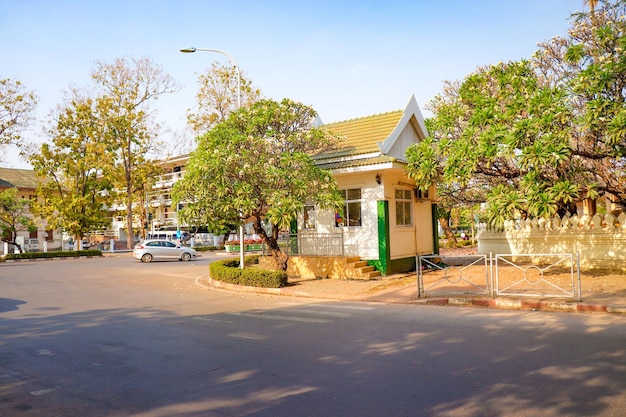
top-left (180, 46), bottom-right (245, 269)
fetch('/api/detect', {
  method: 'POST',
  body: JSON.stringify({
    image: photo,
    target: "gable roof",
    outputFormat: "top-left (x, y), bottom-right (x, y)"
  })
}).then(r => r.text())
top-left (315, 95), bottom-right (428, 172)
top-left (321, 110), bottom-right (403, 159)
top-left (0, 168), bottom-right (41, 190)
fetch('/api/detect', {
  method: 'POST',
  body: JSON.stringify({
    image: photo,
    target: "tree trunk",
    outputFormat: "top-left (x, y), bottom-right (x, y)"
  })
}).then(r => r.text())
top-left (270, 247), bottom-right (289, 271)
top-left (126, 192), bottom-right (133, 250)
top-left (251, 215), bottom-right (289, 271)
top-left (438, 217), bottom-right (459, 248)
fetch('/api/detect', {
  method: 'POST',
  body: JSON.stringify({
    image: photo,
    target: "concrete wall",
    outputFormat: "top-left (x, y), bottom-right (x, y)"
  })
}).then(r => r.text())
top-left (478, 213), bottom-right (626, 271)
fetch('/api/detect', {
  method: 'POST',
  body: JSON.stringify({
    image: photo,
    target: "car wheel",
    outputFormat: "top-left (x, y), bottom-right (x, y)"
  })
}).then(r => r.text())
top-left (141, 253), bottom-right (153, 263)
top-left (181, 252), bottom-right (192, 262)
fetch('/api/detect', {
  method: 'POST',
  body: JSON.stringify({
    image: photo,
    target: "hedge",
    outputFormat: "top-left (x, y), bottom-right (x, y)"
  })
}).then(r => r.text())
top-left (209, 255), bottom-right (288, 288)
top-left (2, 249), bottom-right (103, 261)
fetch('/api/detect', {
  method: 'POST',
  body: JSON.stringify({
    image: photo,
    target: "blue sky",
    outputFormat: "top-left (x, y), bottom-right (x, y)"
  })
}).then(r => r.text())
top-left (1, 0), bottom-right (584, 168)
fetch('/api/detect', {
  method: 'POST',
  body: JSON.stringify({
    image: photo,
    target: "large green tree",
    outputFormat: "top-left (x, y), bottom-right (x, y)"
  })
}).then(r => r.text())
top-left (0, 187), bottom-right (37, 253)
top-left (173, 98), bottom-right (344, 270)
top-left (407, 0), bottom-right (626, 228)
top-left (0, 78), bottom-right (37, 161)
top-left (30, 91), bottom-right (113, 247)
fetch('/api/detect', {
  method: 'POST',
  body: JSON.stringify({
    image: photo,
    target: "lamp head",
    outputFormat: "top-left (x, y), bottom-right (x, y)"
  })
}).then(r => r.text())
top-left (180, 47), bottom-right (197, 53)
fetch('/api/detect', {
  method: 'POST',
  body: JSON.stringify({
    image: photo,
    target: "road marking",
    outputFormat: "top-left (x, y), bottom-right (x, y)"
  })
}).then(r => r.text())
top-left (229, 332), bottom-right (269, 340)
top-left (228, 312), bottom-right (330, 323)
top-left (286, 308), bottom-right (352, 318)
top-left (193, 317), bottom-right (234, 324)
top-left (306, 304), bottom-right (375, 311)
top-left (31, 387), bottom-right (59, 396)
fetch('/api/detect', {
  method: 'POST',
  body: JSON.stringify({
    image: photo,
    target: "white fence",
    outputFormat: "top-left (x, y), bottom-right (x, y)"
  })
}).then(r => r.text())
top-left (417, 252), bottom-right (581, 301)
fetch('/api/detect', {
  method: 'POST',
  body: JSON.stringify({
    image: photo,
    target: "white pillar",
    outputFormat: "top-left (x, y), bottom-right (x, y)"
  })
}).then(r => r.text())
top-left (110, 239), bottom-right (115, 252)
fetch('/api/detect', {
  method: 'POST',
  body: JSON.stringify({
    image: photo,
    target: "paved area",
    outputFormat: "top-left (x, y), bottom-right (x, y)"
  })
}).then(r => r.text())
top-left (199, 269), bottom-right (626, 314)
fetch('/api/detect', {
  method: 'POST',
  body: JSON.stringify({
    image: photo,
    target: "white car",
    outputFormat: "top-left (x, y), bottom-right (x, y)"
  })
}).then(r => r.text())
top-left (133, 239), bottom-right (197, 263)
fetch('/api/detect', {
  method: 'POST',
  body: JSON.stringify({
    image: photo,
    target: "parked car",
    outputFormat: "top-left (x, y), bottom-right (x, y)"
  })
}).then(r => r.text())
top-left (133, 239), bottom-right (197, 263)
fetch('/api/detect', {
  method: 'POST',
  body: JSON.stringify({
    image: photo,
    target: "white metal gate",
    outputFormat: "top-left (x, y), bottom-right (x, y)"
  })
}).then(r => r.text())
top-left (417, 252), bottom-right (581, 301)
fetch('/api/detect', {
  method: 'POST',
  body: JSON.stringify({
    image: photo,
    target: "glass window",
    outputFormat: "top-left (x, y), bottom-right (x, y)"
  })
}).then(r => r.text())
top-left (395, 188), bottom-right (413, 226)
top-left (336, 188), bottom-right (362, 227)
top-left (304, 205), bottom-right (316, 229)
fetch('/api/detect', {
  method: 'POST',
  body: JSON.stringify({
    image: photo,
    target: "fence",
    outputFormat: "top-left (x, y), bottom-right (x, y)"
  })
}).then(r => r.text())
top-left (417, 252), bottom-right (581, 301)
top-left (266, 233), bottom-right (346, 256)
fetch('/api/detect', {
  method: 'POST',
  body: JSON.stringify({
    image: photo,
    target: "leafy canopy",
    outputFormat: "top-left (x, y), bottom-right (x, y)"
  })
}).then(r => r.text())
top-left (173, 98), bottom-right (344, 269)
top-left (407, 0), bottom-right (626, 228)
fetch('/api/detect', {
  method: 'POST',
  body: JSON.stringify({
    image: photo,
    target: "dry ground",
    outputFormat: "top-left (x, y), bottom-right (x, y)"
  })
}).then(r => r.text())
top-left (281, 247), bottom-right (626, 303)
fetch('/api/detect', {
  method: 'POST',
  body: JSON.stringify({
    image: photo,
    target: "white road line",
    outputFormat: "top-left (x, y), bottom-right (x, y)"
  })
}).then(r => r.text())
top-left (228, 312), bottom-right (331, 323)
top-left (229, 332), bottom-right (269, 340)
top-left (31, 387), bottom-right (59, 396)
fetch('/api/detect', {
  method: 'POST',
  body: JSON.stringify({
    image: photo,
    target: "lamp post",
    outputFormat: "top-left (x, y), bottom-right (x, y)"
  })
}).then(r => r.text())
top-left (180, 46), bottom-right (245, 269)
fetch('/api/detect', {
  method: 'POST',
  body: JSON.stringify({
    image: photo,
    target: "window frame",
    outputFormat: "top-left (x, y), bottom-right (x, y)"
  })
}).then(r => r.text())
top-left (394, 187), bottom-right (413, 227)
top-left (336, 188), bottom-right (362, 228)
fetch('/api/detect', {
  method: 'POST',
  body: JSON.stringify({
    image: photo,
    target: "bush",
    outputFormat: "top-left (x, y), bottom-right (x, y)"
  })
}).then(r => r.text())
top-left (192, 246), bottom-right (221, 252)
top-left (2, 249), bottom-right (103, 261)
top-left (209, 255), bottom-right (288, 288)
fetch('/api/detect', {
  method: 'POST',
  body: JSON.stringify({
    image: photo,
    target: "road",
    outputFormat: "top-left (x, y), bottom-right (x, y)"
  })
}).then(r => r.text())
top-left (1, 254), bottom-right (625, 416)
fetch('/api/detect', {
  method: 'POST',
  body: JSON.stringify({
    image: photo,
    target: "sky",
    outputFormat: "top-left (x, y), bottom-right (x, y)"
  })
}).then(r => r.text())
top-left (1, 0), bottom-right (586, 169)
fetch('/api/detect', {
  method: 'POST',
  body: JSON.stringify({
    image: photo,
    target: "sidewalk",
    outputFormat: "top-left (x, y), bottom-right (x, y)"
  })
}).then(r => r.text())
top-left (199, 272), bottom-right (626, 314)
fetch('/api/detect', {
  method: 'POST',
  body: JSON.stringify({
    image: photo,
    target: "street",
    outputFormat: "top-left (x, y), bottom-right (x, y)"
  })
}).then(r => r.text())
top-left (1, 255), bottom-right (625, 416)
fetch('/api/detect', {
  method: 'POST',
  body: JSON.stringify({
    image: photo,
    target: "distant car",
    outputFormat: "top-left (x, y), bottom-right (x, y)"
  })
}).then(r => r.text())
top-left (133, 239), bottom-right (197, 263)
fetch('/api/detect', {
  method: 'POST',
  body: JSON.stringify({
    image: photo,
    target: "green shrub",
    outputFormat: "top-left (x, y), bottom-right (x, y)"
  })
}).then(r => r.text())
top-left (192, 246), bottom-right (221, 252)
top-left (209, 255), bottom-right (287, 288)
top-left (3, 249), bottom-right (103, 261)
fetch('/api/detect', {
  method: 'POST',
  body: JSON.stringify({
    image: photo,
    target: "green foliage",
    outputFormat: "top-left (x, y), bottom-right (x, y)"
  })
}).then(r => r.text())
top-left (174, 98), bottom-right (344, 270)
top-left (3, 249), bottom-right (102, 261)
top-left (408, 1), bottom-right (626, 227)
top-left (0, 188), bottom-right (38, 252)
top-left (209, 256), bottom-right (288, 288)
top-left (30, 92), bottom-right (113, 241)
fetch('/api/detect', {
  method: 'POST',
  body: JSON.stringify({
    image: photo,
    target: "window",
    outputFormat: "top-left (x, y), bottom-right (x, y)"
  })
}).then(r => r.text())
top-left (395, 188), bottom-right (413, 226)
top-left (29, 230), bottom-right (38, 239)
top-left (336, 188), bottom-right (362, 227)
top-left (304, 204), bottom-right (316, 229)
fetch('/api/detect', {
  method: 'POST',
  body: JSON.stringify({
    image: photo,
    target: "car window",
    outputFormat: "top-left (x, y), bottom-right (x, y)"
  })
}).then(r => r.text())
top-left (146, 241), bottom-right (159, 247)
top-left (163, 241), bottom-right (176, 248)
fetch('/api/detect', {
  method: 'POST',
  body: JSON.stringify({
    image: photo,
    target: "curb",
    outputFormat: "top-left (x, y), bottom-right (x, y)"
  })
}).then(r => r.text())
top-left (413, 297), bottom-right (625, 314)
top-left (196, 277), bottom-right (626, 315)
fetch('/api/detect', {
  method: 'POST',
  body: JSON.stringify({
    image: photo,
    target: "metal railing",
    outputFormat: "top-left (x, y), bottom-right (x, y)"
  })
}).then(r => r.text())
top-left (494, 253), bottom-right (580, 300)
top-left (417, 252), bottom-right (581, 301)
top-left (417, 254), bottom-right (491, 297)
top-left (262, 233), bottom-right (345, 256)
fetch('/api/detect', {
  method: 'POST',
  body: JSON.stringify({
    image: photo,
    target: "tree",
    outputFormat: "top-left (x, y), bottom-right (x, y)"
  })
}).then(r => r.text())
top-left (186, 62), bottom-right (261, 134)
top-left (173, 98), bottom-right (344, 270)
top-left (0, 78), bottom-right (37, 161)
top-left (0, 187), bottom-right (37, 253)
top-left (408, 59), bottom-right (575, 229)
top-left (534, 0), bottom-right (626, 206)
top-left (408, 1), bottom-right (626, 229)
top-left (90, 57), bottom-right (179, 248)
top-left (30, 91), bottom-right (113, 247)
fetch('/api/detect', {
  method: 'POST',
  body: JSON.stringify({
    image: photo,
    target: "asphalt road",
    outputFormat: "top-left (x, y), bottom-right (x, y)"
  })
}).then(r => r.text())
top-left (1, 254), bottom-right (625, 416)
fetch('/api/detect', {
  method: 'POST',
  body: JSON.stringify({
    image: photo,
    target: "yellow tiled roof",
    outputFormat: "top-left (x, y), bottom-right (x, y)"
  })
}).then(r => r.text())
top-left (318, 110), bottom-right (403, 160)
top-left (0, 168), bottom-right (41, 190)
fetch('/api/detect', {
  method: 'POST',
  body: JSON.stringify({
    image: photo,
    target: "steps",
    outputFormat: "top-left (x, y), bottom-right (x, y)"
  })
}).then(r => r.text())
top-left (346, 257), bottom-right (381, 279)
